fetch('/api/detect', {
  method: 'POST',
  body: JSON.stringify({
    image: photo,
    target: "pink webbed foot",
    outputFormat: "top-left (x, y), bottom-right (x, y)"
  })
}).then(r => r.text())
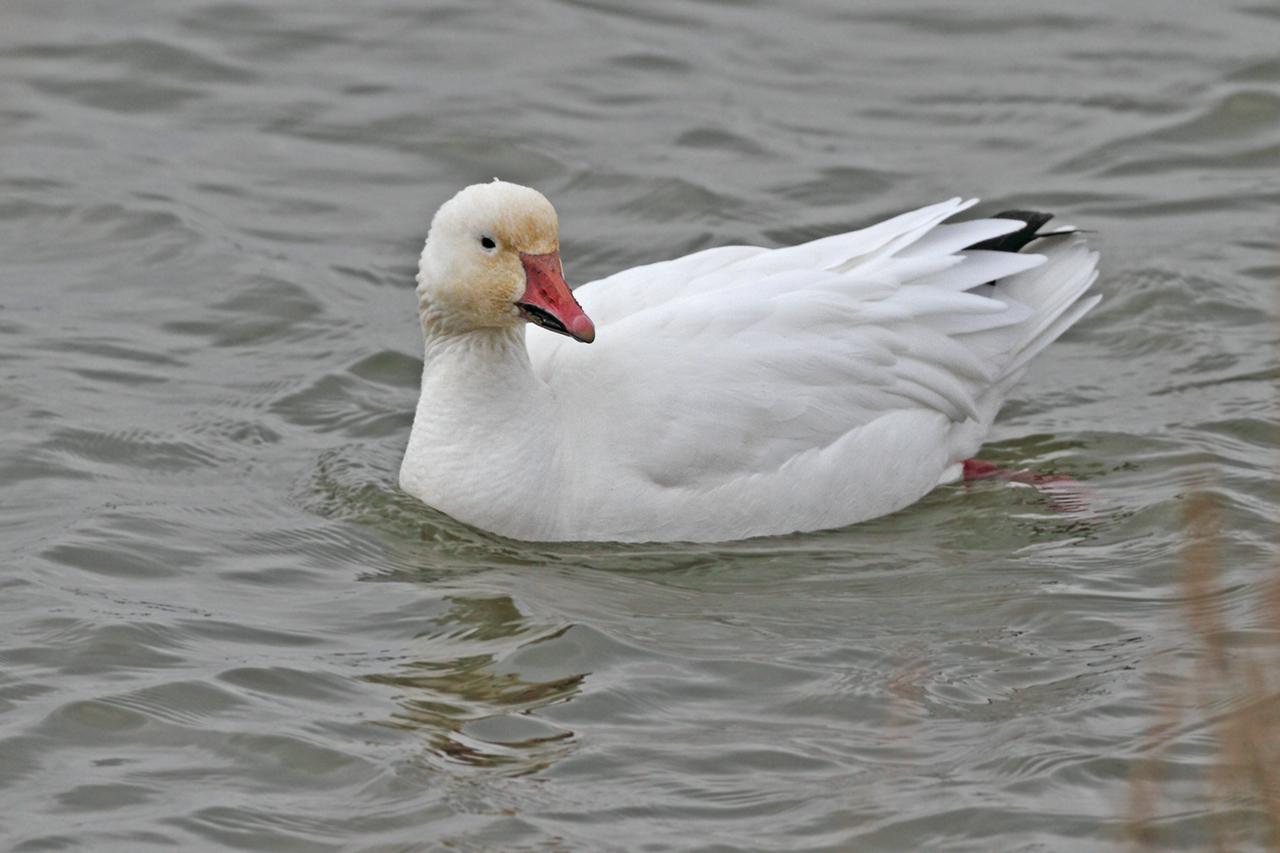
top-left (962, 458), bottom-right (1091, 512)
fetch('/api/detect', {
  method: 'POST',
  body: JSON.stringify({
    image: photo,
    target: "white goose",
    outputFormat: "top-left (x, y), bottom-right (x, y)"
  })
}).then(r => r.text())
top-left (400, 180), bottom-right (1099, 543)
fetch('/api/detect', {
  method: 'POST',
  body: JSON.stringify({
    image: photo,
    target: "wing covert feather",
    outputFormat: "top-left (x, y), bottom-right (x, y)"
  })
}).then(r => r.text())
top-left (524, 199), bottom-right (1088, 503)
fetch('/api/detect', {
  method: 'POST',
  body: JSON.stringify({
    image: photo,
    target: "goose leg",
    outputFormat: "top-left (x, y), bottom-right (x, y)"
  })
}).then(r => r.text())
top-left (961, 458), bottom-right (1092, 513)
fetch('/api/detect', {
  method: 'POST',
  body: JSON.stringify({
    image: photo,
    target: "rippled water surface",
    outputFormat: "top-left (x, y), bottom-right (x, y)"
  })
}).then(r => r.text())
top-left (4, 1), bottom-right (1279, 850)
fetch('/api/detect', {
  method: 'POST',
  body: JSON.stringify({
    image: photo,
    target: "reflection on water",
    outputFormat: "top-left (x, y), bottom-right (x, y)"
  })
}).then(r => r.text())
top-left (366, 596), bottom-right (582, 776)
top-left (2, 0), bottom-right (1279, 849)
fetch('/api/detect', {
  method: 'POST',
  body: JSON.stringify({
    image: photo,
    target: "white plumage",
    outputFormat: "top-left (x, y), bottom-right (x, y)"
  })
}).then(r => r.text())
top-left (400, 185), bottom-right (1100, 543)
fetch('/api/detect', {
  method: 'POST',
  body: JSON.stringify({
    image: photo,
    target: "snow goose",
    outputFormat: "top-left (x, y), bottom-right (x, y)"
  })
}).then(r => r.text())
top-left (399, 180), bottom-right (1099, 542)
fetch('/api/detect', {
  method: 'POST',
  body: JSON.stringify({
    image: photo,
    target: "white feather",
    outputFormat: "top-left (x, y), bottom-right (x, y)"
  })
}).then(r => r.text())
top-left (403, 191), bottom-right (1102, 542)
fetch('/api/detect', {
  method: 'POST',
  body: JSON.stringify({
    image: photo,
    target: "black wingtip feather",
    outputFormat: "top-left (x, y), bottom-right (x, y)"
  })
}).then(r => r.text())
top-left (969, 209), bottom-right (1066, 253)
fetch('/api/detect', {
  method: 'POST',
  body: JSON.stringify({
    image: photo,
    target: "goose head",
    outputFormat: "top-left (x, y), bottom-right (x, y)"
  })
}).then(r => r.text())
top-left (415, 180), bottom-right (595, 343)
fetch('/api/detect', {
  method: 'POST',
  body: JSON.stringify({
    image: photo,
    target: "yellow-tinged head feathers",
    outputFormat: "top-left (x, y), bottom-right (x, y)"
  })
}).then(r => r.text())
top-left (415, 182), bottom-right (569, 337)
top-left (429, 180), bottom-right (559, 257)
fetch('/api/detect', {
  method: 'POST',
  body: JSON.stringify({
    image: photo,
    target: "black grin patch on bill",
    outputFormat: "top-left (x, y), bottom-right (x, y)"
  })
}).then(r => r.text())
top-left (517, 302), bottom-right (568, 335)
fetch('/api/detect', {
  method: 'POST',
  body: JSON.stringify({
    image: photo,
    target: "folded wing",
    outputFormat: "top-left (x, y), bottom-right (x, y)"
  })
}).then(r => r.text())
top-left (528, 199), bottom-right (1099, 507)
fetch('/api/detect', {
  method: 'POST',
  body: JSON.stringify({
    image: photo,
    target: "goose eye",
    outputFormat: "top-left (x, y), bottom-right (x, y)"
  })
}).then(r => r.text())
top-left (480, 236), bottom-right (496, 250)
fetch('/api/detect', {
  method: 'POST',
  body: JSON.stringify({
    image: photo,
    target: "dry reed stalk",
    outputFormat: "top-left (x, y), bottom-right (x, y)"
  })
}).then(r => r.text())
top-left (1129, 252), bottom-right (1280, 847)
top-left (1126, 484), bottom-right (1280, 851)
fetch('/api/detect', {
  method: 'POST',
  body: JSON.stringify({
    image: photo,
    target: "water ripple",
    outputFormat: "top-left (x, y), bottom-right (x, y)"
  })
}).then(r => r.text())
top-left (2, 0), bottom-right (1278, 849)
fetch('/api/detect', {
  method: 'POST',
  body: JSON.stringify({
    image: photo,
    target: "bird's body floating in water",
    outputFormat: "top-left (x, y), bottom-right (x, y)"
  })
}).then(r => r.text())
top-left (399, 181), bottom-right (1100, 543)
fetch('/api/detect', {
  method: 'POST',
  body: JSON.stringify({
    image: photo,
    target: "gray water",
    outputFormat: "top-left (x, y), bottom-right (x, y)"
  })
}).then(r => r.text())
top-left (3, 1), bottom-right (1279, 850)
